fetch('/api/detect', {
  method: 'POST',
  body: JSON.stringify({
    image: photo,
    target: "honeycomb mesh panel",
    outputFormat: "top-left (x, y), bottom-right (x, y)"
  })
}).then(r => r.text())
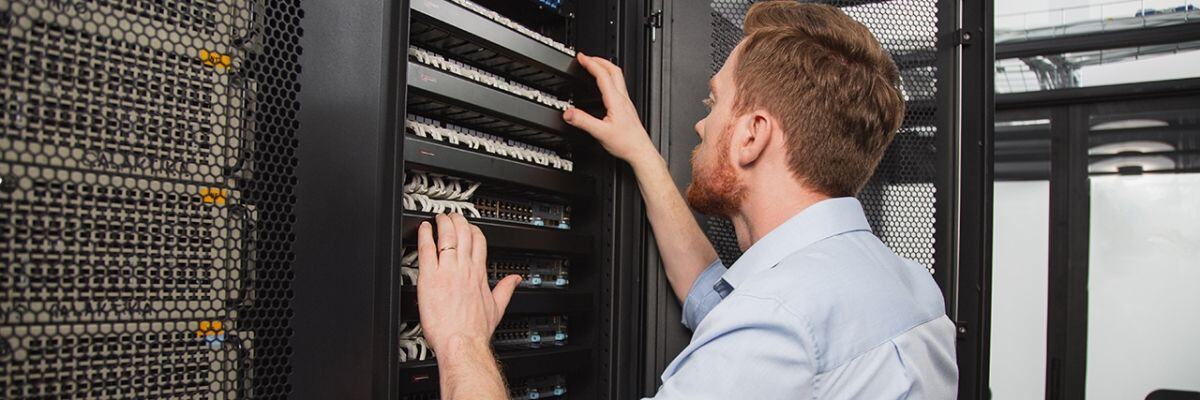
top-left (0, 0), bottom-right (303, 398)
top-left (708, 0), bottom-right (939, 272)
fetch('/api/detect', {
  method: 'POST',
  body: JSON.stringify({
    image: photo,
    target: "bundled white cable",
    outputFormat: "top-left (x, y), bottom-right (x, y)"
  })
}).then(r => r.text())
top-left (403, 171), bottom-right (483, 218)
top-left (406, 116), bottom-right (574, 172)
top-left (446, 0), bottom-right (576, 56)
top-left (409, 47), bottom-right (572, 110)
top-left (398, 322), bottom-right (433, 362)
top-left (400, 249), bottom-right (421, 286)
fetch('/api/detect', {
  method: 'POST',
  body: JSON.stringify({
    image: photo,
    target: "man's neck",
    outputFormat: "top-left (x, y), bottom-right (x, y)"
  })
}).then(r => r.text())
top-left (729, 185), bottom-right (830, 252)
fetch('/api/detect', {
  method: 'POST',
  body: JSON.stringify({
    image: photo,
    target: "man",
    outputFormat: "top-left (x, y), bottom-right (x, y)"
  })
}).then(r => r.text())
top-left (414, 2), bottom-right (958, 399)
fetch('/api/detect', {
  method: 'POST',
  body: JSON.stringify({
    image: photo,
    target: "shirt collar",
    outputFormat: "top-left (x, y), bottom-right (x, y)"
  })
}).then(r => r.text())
top-left (720, 197), bottom-right (873, 290)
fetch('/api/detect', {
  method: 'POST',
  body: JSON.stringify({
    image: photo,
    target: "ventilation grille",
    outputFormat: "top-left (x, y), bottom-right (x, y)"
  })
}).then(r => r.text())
top-left (0, 0), bottom-right (303, 398)
top-left (708, 0), bottom-right (939, 272)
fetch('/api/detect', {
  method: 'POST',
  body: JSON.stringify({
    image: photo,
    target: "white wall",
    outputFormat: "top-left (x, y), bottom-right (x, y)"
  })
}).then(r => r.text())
top-left (990, 180), bottom-right (1050, 400)
top-left (990, 175), bottom-right (1200, 399)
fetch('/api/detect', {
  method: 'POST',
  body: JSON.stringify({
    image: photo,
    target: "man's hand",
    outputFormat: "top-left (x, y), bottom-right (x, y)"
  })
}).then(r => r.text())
top-left (565, 53), bottom-right (720, 304)
top-left (416, 213), bottom-right (522, 400)
top-left (563, 53), bottom-right (658, 166)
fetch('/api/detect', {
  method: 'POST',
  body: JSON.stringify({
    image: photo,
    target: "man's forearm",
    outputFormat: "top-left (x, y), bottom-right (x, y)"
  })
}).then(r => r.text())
top-left (437, 337), bottom-right (508, 400)
top-left (629, 153), bottom-right (720, 302)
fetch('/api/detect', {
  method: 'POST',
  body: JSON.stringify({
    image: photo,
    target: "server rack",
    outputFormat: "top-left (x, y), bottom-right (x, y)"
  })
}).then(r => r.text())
top-left (291, 0), bottom-right (646, 399)
top-left (0, 0), bottom-right (988, 399)
top-left (0, 0), bottom-right (302, 398)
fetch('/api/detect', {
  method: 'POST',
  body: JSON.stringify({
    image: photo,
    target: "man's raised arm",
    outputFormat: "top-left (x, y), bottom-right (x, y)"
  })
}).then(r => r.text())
top-left (562, 53), bottom-right (719, 302)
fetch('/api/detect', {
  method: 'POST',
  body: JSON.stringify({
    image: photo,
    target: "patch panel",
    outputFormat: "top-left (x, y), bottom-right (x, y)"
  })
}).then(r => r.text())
top-left (409, 46), bottom-right (572, 110)
top-left (445, 0), bottom-right (576, 55)
top-left (406, 115), bottom-right (574, 172)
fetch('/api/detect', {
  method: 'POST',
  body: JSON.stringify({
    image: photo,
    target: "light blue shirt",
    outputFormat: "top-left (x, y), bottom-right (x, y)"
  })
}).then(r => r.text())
top-left (649, 198), bottom-right (958, 399)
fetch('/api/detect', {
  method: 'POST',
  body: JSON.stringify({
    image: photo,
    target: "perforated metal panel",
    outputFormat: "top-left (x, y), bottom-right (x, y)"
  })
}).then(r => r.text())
top-left (0, 0), bottom-right (304, 398)
top-left (708, 0), bottom-right (939, 271)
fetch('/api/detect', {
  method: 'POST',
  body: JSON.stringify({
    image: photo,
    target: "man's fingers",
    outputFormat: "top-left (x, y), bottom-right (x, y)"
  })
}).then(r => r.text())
top-left (591, 56), bottom-right (629, 97)
top-left (470, 225), bottom-right (487, 269)
top-left (563, 108), bottom-right (605, 135)
top-left (416, 221), bottom-right (438, 280)
top-left (491, 274), bottom-right (523, 316)
top-left (577, 53), bottom-right (624, 112)
top-left (434, 213), bottom-right (457, 265)
top-left (449, 213), bottom-right (473, 266)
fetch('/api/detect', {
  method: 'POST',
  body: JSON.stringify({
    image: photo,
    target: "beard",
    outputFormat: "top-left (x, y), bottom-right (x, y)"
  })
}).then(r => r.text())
top-left (685, 123), bottom-right (747, 217)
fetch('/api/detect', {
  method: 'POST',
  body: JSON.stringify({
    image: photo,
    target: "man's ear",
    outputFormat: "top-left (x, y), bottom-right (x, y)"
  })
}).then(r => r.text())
top-left (730, 110), bottom-right (774, 168)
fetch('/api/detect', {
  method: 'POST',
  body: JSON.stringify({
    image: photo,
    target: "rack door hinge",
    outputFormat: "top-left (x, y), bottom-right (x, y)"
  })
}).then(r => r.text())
top-left (646, 9), bottom-right (663, 42)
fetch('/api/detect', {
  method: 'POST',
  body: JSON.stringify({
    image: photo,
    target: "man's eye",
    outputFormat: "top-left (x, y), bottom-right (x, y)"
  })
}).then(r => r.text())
top-left (702, 96), bottom-right (714, 109)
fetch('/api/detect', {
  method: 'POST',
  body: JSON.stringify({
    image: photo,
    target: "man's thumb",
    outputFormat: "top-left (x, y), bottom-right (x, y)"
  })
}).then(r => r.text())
top-left (492, 274), bottom-right (523, 314)
top-left (563, 107), bottom-right (603, 134)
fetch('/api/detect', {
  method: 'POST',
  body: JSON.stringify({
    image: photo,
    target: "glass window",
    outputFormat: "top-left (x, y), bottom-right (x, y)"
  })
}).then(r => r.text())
top-left (990, 110), bottom-right (1054, 399)
top-left (996, 0), bottom-right (1199, 43)
top-left (996, 41), bottom-right (1200, 93)
top-left (1084, 98), bottom-right (1200, 399)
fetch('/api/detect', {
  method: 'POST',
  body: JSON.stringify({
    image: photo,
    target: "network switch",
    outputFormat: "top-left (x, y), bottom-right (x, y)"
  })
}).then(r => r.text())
top-left (398, 249), bottom-right (569, 289)
top-left (396, 314), bottom-right (567, 363)
top-left (473, 194), bottom-right (571, 229)
top-left (493, 315), bottom-right (568, 349)
top-left (402, 170), bottom-right (571, 229)
top-left (511, 374), bottom-right (568, 399)
top-left (489, 253), bottom-right (570, 289)
top-left (399, 374), bottom-right (567, 400)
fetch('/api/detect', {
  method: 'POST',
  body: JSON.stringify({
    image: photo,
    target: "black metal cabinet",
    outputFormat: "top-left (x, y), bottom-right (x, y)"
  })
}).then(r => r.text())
top-left (293, 0), bottom-right (645, 399)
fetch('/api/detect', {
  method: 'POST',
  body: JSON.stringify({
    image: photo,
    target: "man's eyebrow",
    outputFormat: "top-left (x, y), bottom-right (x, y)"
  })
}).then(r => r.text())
top-left (708, 79), bottom-right (716, 96)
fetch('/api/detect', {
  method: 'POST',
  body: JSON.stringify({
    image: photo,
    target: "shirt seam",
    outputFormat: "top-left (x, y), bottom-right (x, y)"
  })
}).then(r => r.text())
top-left (723, 292), bottom-right (823, 373)
top-left (819, 314), bottom-right (946, 373)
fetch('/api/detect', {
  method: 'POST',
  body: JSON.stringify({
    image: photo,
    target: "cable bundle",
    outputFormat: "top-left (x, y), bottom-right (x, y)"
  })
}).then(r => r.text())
top-left (402, 170), bottom-right (482, 218)
top-left (406, 115), bottom-right (574, 172)
top-left (409, 46), bottom-right (572, 110)
top-left (398, 321), bottom-right (433, 362)
top-left (400, 250), bottom-right (420, 287)
top-left (446, 0), bottom-right (576, 56)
